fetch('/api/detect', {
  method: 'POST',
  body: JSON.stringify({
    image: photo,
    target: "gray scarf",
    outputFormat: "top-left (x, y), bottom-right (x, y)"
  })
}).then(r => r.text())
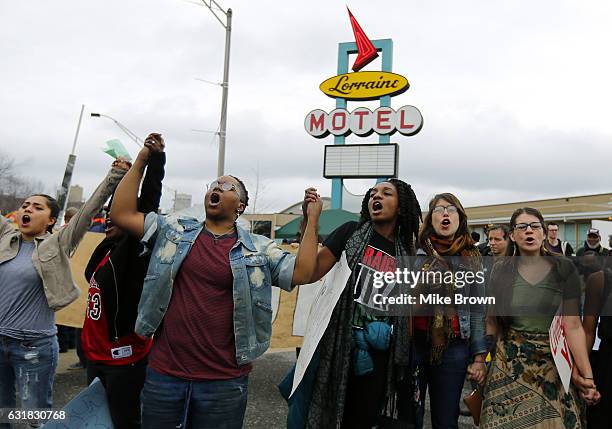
top-left (306, 221), bottom-right (413, 428)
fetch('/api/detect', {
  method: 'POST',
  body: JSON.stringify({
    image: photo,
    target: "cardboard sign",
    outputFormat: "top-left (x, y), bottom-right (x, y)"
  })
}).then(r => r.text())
top-left (55, 232), bottom-right (105, 328)
top-left (549, 306), bottom-right (574, 393)
top-left (42, 378), bottom-right (112, 428)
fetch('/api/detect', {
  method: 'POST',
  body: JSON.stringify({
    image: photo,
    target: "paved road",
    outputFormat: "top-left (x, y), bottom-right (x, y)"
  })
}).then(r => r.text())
top-left (43, 349), bottom-right (474, 428)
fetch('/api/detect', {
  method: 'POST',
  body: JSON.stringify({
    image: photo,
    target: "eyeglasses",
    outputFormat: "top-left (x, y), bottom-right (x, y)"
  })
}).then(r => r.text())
top-left (514, 222), bottom-right (543, 231)
top-left (207, 180), bottom-right (241, 198)
top-left (432, 205), bottom-right (458, 215)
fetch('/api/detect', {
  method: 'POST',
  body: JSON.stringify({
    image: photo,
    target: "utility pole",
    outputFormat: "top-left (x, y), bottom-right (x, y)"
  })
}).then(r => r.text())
top-left (200, 1), bottom-right (232, 177)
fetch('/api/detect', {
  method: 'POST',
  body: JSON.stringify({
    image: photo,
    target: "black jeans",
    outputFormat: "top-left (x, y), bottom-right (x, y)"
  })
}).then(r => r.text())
top-left (75, 328), bottom-right (86, 366)
top-left (342, 348), bottom-right (389, 429)
top-left (587, 341), bottom-right (612, 428)
top-left (87, 357), bottom-right (148, 429)
top-left (56, 325), bottom-right (75, 351)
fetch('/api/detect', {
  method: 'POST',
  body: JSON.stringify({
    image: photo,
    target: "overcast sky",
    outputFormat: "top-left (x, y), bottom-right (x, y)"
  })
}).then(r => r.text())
top-left (1, 0), bottom-right (611, 213)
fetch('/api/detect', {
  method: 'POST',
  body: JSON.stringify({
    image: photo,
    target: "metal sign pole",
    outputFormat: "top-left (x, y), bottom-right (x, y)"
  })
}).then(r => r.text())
top-left (331, 39), bottom-right (394, 209)
top-left (57, 104), bottom-right (85, 222)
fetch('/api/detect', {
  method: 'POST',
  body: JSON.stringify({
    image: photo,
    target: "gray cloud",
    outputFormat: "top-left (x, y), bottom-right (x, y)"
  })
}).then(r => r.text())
top-left (2, 0), bottom-right (610, 214)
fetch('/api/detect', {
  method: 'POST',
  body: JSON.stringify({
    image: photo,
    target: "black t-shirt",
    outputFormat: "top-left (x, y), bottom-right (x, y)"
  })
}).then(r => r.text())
top-left (323, 221), bottom-right (396, 323)
top-left (544, 239), bottom-right (573, 256)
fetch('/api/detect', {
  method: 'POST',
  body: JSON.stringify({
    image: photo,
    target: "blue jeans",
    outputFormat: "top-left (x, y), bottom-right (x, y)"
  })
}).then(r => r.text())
top-left (141, 367), bottom-right (249, 429)
top-left (413, 338), bottom-right (470, 429)
top-left (0, 335), bottom-right (59, 428)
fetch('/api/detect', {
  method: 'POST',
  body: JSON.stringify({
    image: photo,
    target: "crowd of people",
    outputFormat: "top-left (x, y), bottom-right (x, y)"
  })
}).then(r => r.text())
top-left (1, 132), bottom-right (611, 429)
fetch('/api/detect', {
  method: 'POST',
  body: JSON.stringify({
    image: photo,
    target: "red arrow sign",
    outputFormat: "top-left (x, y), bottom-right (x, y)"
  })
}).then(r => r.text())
top-left (347, 8), bottom-right (379, 72)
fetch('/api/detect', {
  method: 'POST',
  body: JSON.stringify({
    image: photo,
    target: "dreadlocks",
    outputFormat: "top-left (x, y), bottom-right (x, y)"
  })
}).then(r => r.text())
top-left (359, 179), bottom-right (422, 253)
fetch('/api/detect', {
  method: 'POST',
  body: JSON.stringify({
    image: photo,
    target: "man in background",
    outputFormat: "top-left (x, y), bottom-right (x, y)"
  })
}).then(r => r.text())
top-left (544, 222), bottom-right (574, 256)
top-left (577, 228), bottom-right (606, 257)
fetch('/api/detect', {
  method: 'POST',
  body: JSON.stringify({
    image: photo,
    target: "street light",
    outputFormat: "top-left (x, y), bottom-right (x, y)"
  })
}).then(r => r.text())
top-left (90, 113), bottom-right (143, 146)
top-left (90, 112), bottom-right (181, 211)
top-left (199, 0), bottom-right (232, 177)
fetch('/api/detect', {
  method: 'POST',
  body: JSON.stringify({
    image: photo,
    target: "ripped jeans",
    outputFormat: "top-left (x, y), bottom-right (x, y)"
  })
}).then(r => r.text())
top-left (0, 335), bottom-right (58, 428)
top-left (141, 367), bottom-right (249, 429)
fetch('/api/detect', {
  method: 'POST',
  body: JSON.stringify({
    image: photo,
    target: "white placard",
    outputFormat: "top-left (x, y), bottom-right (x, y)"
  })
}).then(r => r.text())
top-left (290, 252), bottom-right (352, 397)
top-left (291, 280), bottom-right (324, 337)
top-left (549, 306), bottom-right (574, 393)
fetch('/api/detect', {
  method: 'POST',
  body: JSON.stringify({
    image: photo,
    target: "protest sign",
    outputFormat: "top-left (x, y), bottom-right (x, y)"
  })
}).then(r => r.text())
top-left (291, 252), bottom-right (351, 397)
top-left (549, 305), bottom-right (574, 393)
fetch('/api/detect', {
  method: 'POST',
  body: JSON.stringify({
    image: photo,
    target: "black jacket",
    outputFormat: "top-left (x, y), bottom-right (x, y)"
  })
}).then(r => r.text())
top-left (597, 269), bottom-right (612, 341)
top-left (576, 243), bottom-right (606, 257)
top-left (84, 152), bottom-right (165, 342)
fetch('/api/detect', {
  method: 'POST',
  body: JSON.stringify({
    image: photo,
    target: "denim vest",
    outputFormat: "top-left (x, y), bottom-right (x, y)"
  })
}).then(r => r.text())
top-left (136, 212), bottom-right (296, 365)
top-left (415, 248), bottom-right (487, 356)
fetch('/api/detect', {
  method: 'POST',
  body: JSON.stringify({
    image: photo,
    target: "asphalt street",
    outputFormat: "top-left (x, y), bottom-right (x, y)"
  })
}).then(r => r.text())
top-left (37, 349), bottom-right (474, 429)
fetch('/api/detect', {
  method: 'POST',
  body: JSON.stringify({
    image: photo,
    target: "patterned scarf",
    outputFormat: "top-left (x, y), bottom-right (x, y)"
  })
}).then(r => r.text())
top-left (306, 221), bottom-right (413, 428)
top-left (422, 235), bottom-right (480, 364)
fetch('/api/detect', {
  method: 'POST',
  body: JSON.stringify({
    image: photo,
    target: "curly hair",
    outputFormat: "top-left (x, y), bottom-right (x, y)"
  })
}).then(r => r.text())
top-left (359, 179), bottom-right (422, 254)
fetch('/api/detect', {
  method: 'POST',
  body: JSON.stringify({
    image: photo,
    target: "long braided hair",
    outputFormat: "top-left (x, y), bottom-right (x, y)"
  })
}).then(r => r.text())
top-left (359, 178), bottom-right (422, 254)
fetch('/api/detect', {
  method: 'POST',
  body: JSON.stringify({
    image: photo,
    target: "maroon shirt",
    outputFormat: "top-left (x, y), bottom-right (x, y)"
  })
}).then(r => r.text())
top-left (148, 230), bottom-right (252, 380)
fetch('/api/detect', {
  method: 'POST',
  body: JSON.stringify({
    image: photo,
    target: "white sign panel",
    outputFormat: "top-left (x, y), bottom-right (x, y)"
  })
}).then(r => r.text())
top-left (291, 280), bottom-right (323, 337)
top-left (324, 143), bottom-right (398, 178)
top-left (291, 252), bottom-right (352, 397)
top-left (549, 306), bottom-right (574, 393)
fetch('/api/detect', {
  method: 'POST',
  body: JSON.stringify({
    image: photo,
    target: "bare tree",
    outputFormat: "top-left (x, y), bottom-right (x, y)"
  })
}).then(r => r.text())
top-left (0, 150), bottom-right (46, 213)
top-left (247, 163), bottom-right (274, 215)
top-left (245, 164), bottom-right (277, 238)
top-left (0, 153), bottom-right (15, 180)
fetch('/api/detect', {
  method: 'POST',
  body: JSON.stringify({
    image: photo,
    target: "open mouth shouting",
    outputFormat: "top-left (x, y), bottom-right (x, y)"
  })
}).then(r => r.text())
top-left (209, 192), bottom-right (221, 207)
top-left (440, 218), bottom-right (451, 229)
top-left (21, 214), bottom-right (31, 228)
top-left (371, 200), bottom-right (383, 215)
top-left (524, 236), bottom-right (537, 246)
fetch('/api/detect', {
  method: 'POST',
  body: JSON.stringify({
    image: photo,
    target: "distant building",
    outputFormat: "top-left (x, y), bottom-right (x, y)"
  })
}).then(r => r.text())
top-left (173, 193), bottom-right (192, 212)
top-left (281, 197), bottom-right (332, 215)
top-left (465, 192), bottom-right (612, 250)
top-left (244, 192), bottom-right (612, 247)
top-left (243, 197), bottom-right (333, 239)
top-left (67, 185), bottom-right (84, 208)
top-left (68, 185), bottom-right (83, 203)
